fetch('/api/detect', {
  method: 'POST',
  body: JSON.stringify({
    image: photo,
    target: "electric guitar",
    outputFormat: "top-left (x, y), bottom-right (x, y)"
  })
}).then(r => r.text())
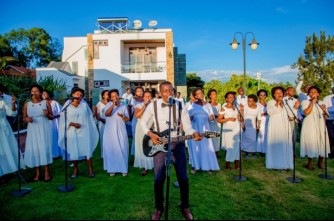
top-left (143, 130), bottom-right (220, 157)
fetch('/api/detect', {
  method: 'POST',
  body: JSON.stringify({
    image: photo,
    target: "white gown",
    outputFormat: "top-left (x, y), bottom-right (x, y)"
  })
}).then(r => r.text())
top-left (24, 100), bottom-right (53, 168)
top-left (131, 99), bottom-right (142, 156)
top-left (58, 102), bottom-right (99, 161)
top-left (50, 100), bottom-right (62, 158)
top-left (266, 100), bottom-right (293, 169)
top-left (300, 100), bottom-right (330, 158)
top-left (220, 107), bottom-right (240, 162)
top-left (133, 103), bottom-right (154, 170)
top-left (95, 101), bottom-right (106, 158)
top-left (0, 99), bottom-right (25, 176)
top-left (103, 103), bottom-right (129, 174)
top-left (256, 102), bottom-right (269, 153)
top-left (242, 105), bottom-right (262, 153)
top-left (209, 103), bottom-right (222, 151)
top-left (188, 103), bottom-right (220, 171)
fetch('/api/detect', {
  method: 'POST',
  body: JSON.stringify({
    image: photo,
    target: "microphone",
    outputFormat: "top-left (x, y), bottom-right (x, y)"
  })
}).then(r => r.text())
top-left (68, 96), bottom-right (80, 100)
top-left (168, 96), bottom-right (176, 105)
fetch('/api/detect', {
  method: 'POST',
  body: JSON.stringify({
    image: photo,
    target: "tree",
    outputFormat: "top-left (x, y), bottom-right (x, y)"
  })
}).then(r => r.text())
top-left (2, 28), bottom-right (62, 68)
top-left (292, 31), bottom-right (334, 96)
top-left (0, 34), bottom-right (17, 69)
top-left (186, 73), bottom-right (205, 97)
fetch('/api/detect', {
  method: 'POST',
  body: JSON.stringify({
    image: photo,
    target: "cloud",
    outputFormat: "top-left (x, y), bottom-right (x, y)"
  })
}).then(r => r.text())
top-left (276, 7), bottom-right (288, 14)
top-left (192, 65), bottom-right (298, 84)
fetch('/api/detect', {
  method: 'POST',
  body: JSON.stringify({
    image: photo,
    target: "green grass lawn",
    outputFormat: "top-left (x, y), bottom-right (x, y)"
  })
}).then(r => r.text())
top-left (1, 140), bottom-right (334, 220)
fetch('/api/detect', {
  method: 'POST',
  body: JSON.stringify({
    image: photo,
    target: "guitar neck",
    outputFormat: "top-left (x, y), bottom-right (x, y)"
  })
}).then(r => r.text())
top-left (161, 133), bottom-right (205, 144)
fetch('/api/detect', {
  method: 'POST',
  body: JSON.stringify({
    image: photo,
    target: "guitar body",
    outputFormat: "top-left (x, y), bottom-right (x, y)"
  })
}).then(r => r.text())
top-left (143, 130), bottom-right (169, 157)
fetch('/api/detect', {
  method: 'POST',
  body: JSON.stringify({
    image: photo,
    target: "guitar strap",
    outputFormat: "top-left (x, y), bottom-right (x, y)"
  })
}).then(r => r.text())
top-left (177, 102), bottom-right (182, 135)
top-left (154, 100), bottom-right (160, 133)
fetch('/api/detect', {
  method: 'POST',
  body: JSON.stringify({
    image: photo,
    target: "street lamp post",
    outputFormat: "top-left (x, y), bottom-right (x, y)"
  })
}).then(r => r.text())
top-left (230, 32), bottom-right (259, 94)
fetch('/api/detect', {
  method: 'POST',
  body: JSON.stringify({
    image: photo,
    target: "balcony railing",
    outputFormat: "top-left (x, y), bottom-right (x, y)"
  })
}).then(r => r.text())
top-left (121, 62), bottom-right (166, 73)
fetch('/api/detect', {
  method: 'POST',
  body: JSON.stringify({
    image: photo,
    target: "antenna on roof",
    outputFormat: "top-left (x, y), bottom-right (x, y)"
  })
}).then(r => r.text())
top-left (133, 20), bottom-right (142, 29)
top-left (148, 20), bottom-right (158, 28)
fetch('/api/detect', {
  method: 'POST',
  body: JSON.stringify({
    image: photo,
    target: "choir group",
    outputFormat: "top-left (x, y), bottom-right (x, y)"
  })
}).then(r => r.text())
top-left (0, 81), bottom-right (333, 181)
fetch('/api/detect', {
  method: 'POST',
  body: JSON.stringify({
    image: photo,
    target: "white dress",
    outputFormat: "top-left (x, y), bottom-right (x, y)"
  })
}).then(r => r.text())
top-left (188, 103), bottom-right (220, 171)
top-left (220, 107), bottom-right (240, 162)
top-left (209, 103), bottom-right (222, 151)
top-left (58, 102), bottom-right (99, 160)
top-left (133, 103), bottom-right (154, 170)
top-left (24, 100), bottom-right (53, 168)
top-left (103, 103), bottom-right (129, 174)
top-left (256, 102), bottom-right (269, 153)
top-left (266, 100), bottom-right (293, 169)
top-left (49, 100), bottom-right (62, 158)
top-left (185, 101), bottom-right (194, 165)
top-left (241, 105), bottom-right (262, 153)
top-left (300, 100), bottom-right (330, 158)
top-left (131, 99), bottom-right (143, 156)
top-left (0, 99), bottom-right (25, 176)
top-left (95, 101), bottom-right (107, 158)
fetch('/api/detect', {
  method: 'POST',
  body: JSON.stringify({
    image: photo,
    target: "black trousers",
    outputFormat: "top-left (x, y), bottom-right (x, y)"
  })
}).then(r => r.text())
top-left (153, 142), bottom-right (189, 211)
top-left (326, 120), bottom-right (334, 157)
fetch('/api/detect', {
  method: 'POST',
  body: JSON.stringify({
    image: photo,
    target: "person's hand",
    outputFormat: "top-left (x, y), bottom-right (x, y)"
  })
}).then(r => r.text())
top-left (193, 132), bottom-right (203, 141)
top-left (294, 100), bottom-right (301, 109)
top-left (70, 122), bottom-right (81, 128)
top-left (147, 131), bottom-right (161, 145)
top-left (229, 117), bottom-right (237, 122)
top-left (320, 104), bottom-right (327, 112)
top-left (43, 109), bottom-right (49, 116)
top-left (11, 96), bottom-right (16, 105)
top-left (117, 113), bottom-right (126, 120)
top-left (25, 117), bottom-right (33, 123)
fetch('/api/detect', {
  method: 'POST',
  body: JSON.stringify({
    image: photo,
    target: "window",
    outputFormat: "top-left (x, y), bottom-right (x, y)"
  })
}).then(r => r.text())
top-left (72, 61), bottom-right (78, 75)
top-left (94, 80), bottom-right (109, 88)
top-left (93, 40), bottom-right (108, 59)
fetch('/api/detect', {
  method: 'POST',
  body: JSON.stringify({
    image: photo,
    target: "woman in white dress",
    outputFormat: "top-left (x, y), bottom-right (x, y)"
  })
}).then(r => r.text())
top-left (93, 90), bottom-right (109, 158)
top-left (42, 90), bottom-right (63, 158)
top-left (0, 89), bottom-right (25, 178)
top-left (266, 86), bottom-right (293, 170)
top-left (133, 91), bottom-right (154, 175)
top-left (58, 87), bottom-right (99, 178)
top-left (188, 88), bottom-right (220, 174)
top-left (218, 92), bottom-right (241, 169)
top-left (300, 86), bottom-right (330, 170)
top-left (207, 89), bottom-right (222, 158)
top-left (241, 94), bottom-right (262, 159)
top-left (130, 87), bottom-right (144, 156)
top-left (23, 84), bottom-right (53, 182)
top-left (186, 91), bottom-right (197, 167)
top-left (103, 89), bottom-right (130, 176)
top-left (256, 89), bottom-right (269, 155)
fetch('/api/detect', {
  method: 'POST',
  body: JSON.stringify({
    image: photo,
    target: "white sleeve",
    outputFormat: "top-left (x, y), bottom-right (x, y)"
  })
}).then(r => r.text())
top-left (181, 106), bottom-right (196, 135)
top-left (140, 102), bottom-right (154, 135)
top-left (296, 81), bottom-right (303, 96)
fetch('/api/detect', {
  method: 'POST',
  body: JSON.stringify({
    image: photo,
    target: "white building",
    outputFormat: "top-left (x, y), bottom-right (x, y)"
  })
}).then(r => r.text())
top-left (37, 17), bottom-right (187, 105)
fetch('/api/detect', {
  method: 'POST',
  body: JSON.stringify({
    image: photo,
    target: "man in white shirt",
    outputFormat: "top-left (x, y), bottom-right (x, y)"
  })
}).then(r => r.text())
top-left (140, 81), bottom-right (202, 220)
top-left (323, 86), bottom-right (334, 158)
top-left (236, 87), bottom-right (247, 106)
top-left (296, 80), bottom-right (312, 122)
top-left (283, 87), bottom-right (301, 149)
top-left (175, 92), bottom-right (185, 104)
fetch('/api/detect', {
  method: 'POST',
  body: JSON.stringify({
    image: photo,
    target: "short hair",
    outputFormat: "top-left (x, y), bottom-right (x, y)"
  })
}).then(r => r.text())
top-left (0, 83), bottom-right (7, 93)
top-left (207, 89), bottom-right (217, 100)
top-left (192, 88), bottom-right (204, 98)
top-left (248, 94), bottom-right (258, 102)
top-left (271, 86), bottom-right (285, 99)
top-left (224, 91), bottom-right (236, 99)
top-left (159, 81), bottom-right (172, 91)
top-left (134, 86), bottom-right (144, 94)
top-left (109, 89), bottom-right (119, 97)
top-left (30, 84), bottom-right (44, 94)
top-left (101, 90), bottom-right (109, 98)
top-left (71, 87), bottom-right (85, 97)
top-left (257, 89), bottom-right (268, 97)
top-left (143, 91), bottom-right (152, 97)
top-left (44, 90), bottom-right (54, 98)
top-left (308, 86), bottom-right (322, 95)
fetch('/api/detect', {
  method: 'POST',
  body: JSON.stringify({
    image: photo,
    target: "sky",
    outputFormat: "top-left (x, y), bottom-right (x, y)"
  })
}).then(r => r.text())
top-left (1, 0), bottom-right (334, 84)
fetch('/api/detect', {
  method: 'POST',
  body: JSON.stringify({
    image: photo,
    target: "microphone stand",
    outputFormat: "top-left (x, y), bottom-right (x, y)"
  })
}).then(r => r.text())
top-left (58, 100), bottom-right (75, 192)
top-left (283, 99), bottom-right (302, 183)
top-left (315, 102), bottom-right (334, 180)
top-left (165, 98), bottom-right (173, 220)
top-left (11, 94), bottom-right (32, 197)
top-left (233, 102), bottom-right (247, 182)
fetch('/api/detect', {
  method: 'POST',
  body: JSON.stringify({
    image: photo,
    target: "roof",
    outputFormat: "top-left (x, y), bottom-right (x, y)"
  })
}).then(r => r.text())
top-left (5, 65), bottom-right (34, 73)
top-left (47, 61), bottom-right (76, 76)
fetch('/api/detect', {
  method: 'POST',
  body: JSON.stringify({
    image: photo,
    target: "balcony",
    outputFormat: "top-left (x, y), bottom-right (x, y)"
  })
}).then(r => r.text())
top-left (121, 62), bottom-right (166, 73)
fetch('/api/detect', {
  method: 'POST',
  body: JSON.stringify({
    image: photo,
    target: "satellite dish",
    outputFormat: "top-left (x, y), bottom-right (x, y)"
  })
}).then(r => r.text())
top-left (133, 20), bottom-right (142, 29)
top-left (148, 20), bottom-right (158, 28)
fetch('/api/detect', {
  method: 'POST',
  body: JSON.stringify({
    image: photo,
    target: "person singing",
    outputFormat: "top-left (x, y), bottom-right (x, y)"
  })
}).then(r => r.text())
top-left (266, 86), bottom-right (293, 170)
top-left (0, 88), bottom-right (25, 180)
top-left (140, 81), bottom-right (202, 220)
top-left (23, 84), bottom-right (53, 182)
top-left (300, 86), bottom-right (330, 170)
top-left (58, 87), bottom-right (99, 178)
